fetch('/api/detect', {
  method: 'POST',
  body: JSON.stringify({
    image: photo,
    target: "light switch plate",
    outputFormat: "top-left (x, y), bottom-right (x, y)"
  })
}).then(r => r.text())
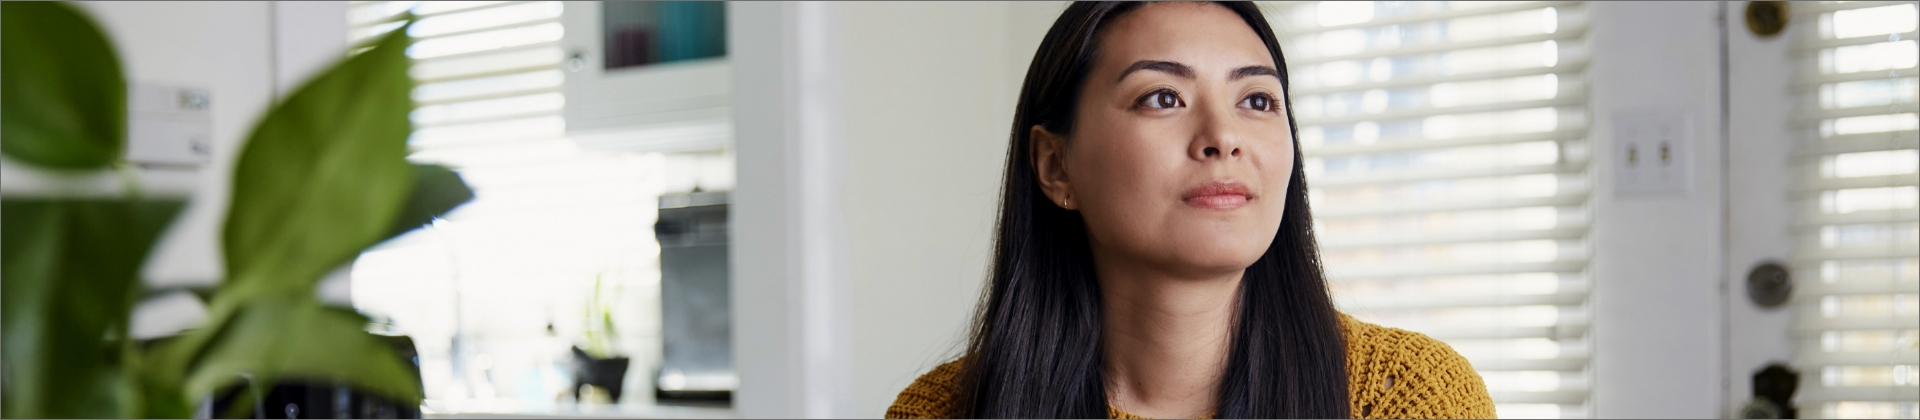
top-left (1613, 113), bottom-right (1692, 195)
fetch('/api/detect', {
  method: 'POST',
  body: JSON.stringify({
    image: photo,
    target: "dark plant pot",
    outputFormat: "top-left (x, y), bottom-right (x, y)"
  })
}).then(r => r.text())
top-left (173, 334), bottom-right (423, 419)
top-left (570, 346), bottom-right (631, 403)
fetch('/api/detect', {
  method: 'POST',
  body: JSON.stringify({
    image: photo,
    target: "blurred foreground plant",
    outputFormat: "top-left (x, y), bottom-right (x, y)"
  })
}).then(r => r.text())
top-left (1, 3), bottom-right (470, 417)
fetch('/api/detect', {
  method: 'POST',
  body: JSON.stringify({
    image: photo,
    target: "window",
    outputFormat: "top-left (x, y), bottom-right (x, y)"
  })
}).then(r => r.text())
top-left (344, 1), bottom-right (732, 411)
top-left (1266, 2), bottom-right (1593, 418)
top-left (1791, 2), bottom-right (1920, 418)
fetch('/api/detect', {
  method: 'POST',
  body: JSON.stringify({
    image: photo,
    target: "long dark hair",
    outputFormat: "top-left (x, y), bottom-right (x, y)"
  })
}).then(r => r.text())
top-left (954, 2), bottom-right (1348, 418)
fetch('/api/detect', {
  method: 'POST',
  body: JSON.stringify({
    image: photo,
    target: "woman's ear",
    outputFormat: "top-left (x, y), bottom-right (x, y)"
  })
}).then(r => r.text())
top-left (1030, 125), bottom-right (1077, 210)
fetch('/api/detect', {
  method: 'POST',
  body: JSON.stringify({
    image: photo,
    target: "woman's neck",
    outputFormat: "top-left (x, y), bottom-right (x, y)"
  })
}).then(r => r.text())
top-left (1094, 255), bottom-right (1242, 419)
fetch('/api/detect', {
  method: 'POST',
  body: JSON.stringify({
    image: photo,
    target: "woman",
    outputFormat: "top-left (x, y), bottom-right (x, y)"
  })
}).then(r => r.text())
top-left (885, 2), bottom-right (1494, 419)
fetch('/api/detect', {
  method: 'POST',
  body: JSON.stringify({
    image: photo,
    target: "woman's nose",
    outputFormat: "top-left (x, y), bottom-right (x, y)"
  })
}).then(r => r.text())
top-left (1190, 104), bottom-right (1244, 161)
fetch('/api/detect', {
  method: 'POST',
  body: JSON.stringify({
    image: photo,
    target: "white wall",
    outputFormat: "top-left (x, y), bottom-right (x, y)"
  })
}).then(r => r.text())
top-left (838, 2), bottom-right (1064, 416)
top-left (271, 2), bottom-right (350, 98)
top-left (729, 2), bottom-right (856, 417)
top-left (63, 1), bottom-right (349, 336)
top-left (1585, 2), bottom-right (1728, 417)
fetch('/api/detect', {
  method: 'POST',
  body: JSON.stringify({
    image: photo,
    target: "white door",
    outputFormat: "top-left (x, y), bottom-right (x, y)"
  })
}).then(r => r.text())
top-left (1724, 1), bottom-right (1919, 418)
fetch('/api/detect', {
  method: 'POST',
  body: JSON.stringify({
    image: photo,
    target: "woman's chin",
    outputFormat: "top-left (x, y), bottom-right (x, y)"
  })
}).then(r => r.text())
top-left (1157, 238), bottom-right (1270, 278)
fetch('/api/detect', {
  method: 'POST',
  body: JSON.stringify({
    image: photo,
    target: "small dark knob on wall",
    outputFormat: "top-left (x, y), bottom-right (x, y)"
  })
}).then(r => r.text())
top-left (1747, 262), bottom-right (1792, 308)
top-left (1746, 1), bottom-right (1789, 37)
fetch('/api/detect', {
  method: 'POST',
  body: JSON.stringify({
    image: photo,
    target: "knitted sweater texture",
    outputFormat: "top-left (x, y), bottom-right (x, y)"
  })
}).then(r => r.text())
top-left (884, 313), bottom-right (1496, 419)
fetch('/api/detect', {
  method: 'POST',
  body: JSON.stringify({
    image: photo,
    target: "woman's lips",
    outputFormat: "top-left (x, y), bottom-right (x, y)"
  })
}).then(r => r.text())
top-left (1183, 181), bottom-right (1253, 210)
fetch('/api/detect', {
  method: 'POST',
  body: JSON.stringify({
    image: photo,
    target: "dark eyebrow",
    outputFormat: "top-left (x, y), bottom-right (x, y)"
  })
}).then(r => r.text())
top-left (1117, 60), bottom-right (1195, 82)
top-left (1116, 61), bottom-right (1281, 83)
top-left (1230, 65), bottom-right (1280, 81)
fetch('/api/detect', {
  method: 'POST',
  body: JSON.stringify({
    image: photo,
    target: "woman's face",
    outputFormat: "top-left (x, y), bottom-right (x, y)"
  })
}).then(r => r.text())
top-left (1033, 2), bottom-right (1293, 279)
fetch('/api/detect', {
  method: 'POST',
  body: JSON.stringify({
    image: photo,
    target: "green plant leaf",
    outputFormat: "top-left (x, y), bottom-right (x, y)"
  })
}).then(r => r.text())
top-left (219, 22), bottom-right (417, 302)
top-left (0, 2), bottom-right (128, 169)
top-left (384, 164), bottom-right (474, 241)
top-left (1, 199), bottom-right (185, 418)
top-left (181, 299), bottom-right (424, 407)
top-left (135, 355), bottom-right (194, 419)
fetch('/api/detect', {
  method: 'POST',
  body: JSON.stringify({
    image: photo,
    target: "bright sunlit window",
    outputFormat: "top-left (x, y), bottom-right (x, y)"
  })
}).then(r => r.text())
top-left (1795, 2), bottom-right (1920, 419)
top-left (1268, 2), bottom-right (1593, 418)
top-left (344, 1), bottom-right (732, 413)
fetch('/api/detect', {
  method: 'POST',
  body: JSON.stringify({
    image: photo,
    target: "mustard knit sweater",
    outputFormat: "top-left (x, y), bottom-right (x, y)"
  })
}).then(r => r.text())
top-left (885, 314), bottom-right (1495, 419)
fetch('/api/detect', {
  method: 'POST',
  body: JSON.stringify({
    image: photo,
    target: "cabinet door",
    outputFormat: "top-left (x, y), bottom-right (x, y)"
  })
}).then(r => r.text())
top-left (559, 1), bottom-right (732, 152)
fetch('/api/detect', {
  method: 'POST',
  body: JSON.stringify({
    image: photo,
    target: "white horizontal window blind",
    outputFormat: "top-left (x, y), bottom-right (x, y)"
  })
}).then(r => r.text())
top-left (344, 1), bottom-right (727, 406)
top-left (1790, 2), bottom-right (1920, 419)
top-left (1267, 2), bottom-right (1593, 418)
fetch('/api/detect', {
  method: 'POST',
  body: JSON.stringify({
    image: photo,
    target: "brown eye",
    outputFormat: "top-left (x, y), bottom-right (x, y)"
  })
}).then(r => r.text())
top-left (1139, 89), bottom-right (1184, 109)
top-left (1241, 93), bottom-right (1275, 112)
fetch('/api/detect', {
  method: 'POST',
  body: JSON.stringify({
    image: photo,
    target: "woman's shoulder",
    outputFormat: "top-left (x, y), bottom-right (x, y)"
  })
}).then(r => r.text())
top-left (1338, 313), bottom-right (1497, 418)
top-left (885, 359), bottom-right (965, 419)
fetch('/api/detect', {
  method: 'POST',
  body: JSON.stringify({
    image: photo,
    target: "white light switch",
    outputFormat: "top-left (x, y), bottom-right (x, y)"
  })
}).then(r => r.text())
top-left (1613, 113), bottom-right (1691, 195)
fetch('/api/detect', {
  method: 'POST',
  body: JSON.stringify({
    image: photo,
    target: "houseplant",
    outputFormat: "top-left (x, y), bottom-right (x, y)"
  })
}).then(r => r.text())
top-left (1, 3), bottom-right (471, 417)
top-left (571, 274), bottom-right (632, 403)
